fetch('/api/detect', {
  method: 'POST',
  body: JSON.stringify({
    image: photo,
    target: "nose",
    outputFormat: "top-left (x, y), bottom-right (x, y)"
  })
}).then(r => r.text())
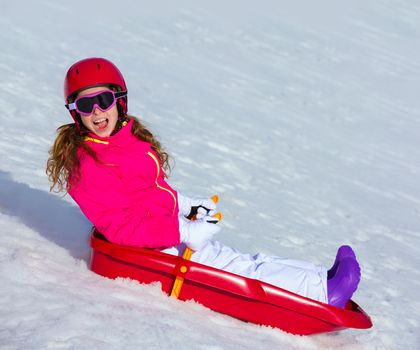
top-left (92, 105), bottom-right (102, 115)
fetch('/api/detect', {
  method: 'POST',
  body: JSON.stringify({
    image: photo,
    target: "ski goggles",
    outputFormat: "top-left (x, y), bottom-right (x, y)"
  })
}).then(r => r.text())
top-left (65, 89), bottom-right (127, 116)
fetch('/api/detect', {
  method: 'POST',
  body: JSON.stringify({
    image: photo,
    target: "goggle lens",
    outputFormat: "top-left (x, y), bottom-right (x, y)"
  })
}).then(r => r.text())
top-left (76, 91), bottom-right (115, 114)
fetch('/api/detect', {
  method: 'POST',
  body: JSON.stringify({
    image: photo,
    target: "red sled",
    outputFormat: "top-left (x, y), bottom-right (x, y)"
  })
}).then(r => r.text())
top-left (89, 229), bottom-right (373, 335)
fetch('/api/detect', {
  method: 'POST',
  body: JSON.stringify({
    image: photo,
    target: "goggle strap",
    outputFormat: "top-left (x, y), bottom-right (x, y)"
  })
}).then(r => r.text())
top-left (114, 91), bottom-right (127, 99)
top-left (66, 102), bottom-right (77, 111)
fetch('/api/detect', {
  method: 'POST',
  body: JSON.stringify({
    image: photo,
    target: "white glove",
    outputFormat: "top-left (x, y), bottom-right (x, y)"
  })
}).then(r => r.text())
top-left (179, 216), bottom-right (221, 251)
top-left (178, 193), bottom-right (217, 218)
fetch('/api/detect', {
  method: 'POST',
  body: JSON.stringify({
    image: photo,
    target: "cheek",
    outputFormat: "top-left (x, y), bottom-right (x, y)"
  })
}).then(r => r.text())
top-left (108, 106), bottom-right (119, 122)
top-left (80, 117), bottom-right (93, 129)
top-left (111, 105), bottom-right (119, 117)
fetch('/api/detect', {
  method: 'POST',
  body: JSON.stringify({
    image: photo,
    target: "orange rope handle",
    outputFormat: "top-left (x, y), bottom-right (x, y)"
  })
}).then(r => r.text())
top-left (170, 194), bottom-right (220, 298)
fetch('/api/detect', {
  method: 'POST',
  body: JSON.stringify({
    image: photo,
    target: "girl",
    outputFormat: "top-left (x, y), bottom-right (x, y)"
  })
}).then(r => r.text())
top-left (47, 57), bottom-right (361, 308)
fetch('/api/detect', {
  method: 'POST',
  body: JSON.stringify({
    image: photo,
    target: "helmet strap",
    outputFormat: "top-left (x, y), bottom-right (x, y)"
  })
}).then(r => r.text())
top-left (111, 114), bottom-right (129, 136)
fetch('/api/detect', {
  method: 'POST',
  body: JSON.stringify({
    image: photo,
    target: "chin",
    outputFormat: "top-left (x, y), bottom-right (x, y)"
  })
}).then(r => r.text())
top-left (97, 129), bottom-right (113, 137)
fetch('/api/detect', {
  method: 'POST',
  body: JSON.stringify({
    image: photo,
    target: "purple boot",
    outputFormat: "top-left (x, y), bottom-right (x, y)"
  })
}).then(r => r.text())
top-left (328, 245), bottom-right (357, 279)
top-left (327, 257), bottom-right (361, 308)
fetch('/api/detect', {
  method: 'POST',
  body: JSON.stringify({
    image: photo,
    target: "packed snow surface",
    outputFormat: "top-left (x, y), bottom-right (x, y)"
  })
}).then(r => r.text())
top-left (1, 0), bottom-right (419, 349)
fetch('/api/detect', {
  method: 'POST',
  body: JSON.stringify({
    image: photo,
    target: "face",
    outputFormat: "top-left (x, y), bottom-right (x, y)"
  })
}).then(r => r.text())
top-left (77, 86), bottom-right (119, 137)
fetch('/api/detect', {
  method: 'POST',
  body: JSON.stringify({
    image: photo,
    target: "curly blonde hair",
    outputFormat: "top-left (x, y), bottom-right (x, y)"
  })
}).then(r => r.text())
top-left (46, 115), bottom-right (170, 193)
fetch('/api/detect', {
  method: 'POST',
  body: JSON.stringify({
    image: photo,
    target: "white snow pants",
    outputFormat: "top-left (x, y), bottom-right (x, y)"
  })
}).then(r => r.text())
top-left (163, 240), bottom-right (328, 303)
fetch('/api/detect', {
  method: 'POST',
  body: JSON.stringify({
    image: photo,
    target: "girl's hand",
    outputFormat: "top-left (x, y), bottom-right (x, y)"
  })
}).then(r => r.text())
top-left (177, 193), bottom-right (217, 218)
top-left (179, 215), bottom-right (221, 251)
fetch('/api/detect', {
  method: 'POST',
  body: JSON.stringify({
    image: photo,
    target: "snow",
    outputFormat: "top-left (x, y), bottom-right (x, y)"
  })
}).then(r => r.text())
top-left (1, 0), bottom-right (419, 348)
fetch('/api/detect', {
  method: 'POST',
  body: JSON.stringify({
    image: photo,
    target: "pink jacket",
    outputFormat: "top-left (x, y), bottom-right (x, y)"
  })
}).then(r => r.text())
top-left (68, 119), bottom-right (180, 249)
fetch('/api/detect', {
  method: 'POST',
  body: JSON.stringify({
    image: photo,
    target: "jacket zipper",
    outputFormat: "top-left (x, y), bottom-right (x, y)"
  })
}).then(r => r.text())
top-left (147, 151), bottom-right (177, 215)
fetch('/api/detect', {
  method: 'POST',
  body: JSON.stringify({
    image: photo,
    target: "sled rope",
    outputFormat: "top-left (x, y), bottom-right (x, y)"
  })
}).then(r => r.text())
top-left (170, 195), bottom-right (220, 298)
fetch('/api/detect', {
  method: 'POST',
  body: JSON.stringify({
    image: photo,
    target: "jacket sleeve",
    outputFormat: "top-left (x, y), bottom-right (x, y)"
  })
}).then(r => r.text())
top-left (69, 157), bottom-right (181, 249)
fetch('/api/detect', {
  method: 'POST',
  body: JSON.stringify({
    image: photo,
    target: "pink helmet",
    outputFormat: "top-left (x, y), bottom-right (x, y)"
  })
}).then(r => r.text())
top-left (64, 57), bottom-right (128, 123)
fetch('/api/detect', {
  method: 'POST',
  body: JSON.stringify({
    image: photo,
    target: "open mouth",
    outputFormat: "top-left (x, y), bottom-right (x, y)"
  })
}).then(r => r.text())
top-left (93, 118), bottom-right (108, 130)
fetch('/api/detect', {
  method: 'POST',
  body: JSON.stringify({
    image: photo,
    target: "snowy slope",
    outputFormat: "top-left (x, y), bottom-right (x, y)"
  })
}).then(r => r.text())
top-left (1, 0), bottom-right (420, 348)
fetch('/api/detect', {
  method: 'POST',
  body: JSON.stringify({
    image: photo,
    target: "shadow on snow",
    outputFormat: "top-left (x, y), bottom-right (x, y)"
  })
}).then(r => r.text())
top-left (0, 170), bottom-right (91, 260)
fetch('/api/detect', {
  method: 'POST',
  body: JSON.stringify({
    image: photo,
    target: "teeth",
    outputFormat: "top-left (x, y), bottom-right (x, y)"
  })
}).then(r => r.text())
top-left (93, 118), bottom-right (107, 125)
